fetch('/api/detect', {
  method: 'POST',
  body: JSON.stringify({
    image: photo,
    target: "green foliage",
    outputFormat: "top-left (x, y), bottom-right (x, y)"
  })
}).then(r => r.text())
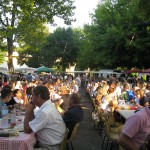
top-left (0, 0), bottom-right (75, 70)
top-left (42, 27), bottom-right (81, 70)
top-left (0, 40), bottom-right (7, 64)
top-left (0, 51), bottom-right (6, 64)
top-left (138, 0), bottom-right (150, 17)
top-left (78, 0), bottom-right (150, 70)
top-left (17, 25), bottom-right (49, 68)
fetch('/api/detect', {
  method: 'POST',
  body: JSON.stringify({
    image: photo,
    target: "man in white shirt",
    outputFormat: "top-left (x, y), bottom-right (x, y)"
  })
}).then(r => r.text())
top-left (24, 86), bottom-right (66, 150)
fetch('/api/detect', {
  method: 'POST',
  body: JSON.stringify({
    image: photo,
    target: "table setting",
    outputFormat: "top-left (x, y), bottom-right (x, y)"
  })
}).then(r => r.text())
top-left (114, 99), bottom-right (142, 120)
top-left (0, 111), bottom-right (24, 136)
top-left (118, 99), bottom-right (138, 110)
top-left (0, 108), bottom-right (36, 150)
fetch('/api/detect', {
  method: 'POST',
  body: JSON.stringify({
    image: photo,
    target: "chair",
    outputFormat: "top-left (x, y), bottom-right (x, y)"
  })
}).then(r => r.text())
top-left (139, 134), bottom-right (150, 150)
top-left (66, 123), bottom-right (80, 150)
top-left (101, 115), bottom-right (120, 150)
top-left (61, 128), bottom-right (69, 150)
top-left (91, 99), bottom-right (101, 129)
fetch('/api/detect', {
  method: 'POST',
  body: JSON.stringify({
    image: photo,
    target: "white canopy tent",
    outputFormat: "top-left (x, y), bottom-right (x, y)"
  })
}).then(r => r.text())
top-left (15, 63), bottom-right (36, 73)
top-left (0, 62), bottom-right (20, 71)
top-left (20, 63), bottom-right (29, 69)
top-left (0, 62), bottom-right (8, 73)
top-left (0, 62), bottom-right (8, 70)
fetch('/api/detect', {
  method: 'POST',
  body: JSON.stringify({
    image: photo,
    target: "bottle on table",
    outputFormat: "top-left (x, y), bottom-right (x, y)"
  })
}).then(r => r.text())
top-left (10, 108), bottom-right (16, 126)
top-left (1, 104), bottom-right (9, 117)
top-left (0, 104), bottom-right (9, 128)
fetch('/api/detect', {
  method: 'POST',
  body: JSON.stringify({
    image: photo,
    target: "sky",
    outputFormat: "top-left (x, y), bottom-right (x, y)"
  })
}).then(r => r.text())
top-left (49, 0), bottom-right (99, 32)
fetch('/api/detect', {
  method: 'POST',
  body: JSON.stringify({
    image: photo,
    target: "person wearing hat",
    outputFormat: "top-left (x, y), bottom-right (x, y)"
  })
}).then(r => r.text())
top-left (51, 93), bottom-right (64, 115)
top-left (118, 96), bottom-right (150, 150)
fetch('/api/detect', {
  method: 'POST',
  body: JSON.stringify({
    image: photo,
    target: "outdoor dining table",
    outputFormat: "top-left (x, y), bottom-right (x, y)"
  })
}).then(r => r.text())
top-left (0, 115), bottom-right (36, 150)
top-left (116, 109), bottom-right (135, 120)
top-left (0, 132), bottom-right (36, 150)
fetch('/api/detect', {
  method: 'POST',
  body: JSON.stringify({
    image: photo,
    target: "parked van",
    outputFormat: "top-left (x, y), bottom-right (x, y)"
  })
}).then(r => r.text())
top-left (65, 69), bottom-right (125, 79)
top-left (65, 70), bottom-right (99, 77)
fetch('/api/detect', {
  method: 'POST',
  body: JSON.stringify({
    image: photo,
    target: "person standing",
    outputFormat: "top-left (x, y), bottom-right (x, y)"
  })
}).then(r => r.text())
top-left (24, 86), bottom-right (66, 150)
top-left (26, 73), bottom-right (32, 84)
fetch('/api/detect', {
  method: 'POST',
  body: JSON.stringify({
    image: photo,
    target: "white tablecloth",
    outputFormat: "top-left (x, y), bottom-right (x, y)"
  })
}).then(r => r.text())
top-left (116, 110), bottom-right (135, 119)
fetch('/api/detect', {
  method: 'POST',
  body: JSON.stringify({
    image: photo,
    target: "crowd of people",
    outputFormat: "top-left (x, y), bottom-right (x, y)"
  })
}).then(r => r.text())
top-left (0, 72), bottom-right (84, 149)
top-left (87, 74), bottom-right (150, 149)
top-left (0, 71), bottom-right (150, 149)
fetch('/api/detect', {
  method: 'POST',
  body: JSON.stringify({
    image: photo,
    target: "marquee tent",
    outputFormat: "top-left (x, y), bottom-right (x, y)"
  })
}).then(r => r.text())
top-left (15, 63), bottom-right (36, 73)
top-left (35, 66), bottom-right (54, 73)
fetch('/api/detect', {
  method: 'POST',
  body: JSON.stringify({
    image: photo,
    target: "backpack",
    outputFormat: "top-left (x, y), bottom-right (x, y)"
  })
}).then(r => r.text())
top-left (126, 90), bottom-right (135, 101)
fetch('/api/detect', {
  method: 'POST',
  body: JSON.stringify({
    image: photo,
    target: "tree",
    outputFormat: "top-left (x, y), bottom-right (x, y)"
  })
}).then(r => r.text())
top-left (138, 0), bottom-right (150, 17)
top-left (0, 35), bottom-right (7, 64)
top-left (77, 24), bottom-right (99, 69)
top-left (0, 0), bottom-right (75, 72)
top-left (78, 0), bottom-right (150, 70)
top-left (17, 24), bottom-right (49, 68)
top-left (42, 27), bottom-right (81, 70)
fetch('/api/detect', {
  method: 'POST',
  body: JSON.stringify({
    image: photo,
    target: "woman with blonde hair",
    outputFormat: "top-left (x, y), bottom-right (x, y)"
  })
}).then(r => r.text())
top-left (107, 99), bottom-right (124, 133)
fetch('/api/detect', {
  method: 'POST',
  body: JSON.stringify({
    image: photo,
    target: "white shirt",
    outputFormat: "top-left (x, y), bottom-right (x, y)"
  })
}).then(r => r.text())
top-left (71, 84), bottom-right (79, 93)
top-left (115, 86), bottom-right (122, 98)
top-left (76, 77), bottom-right (81, 87)
top-left (14, 97), bottom-right (24, 104)
top-left (29, 100), bottom-right (66, 145)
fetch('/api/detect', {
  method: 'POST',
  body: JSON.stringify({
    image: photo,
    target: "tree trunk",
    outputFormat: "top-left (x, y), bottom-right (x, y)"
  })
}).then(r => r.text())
top-left (7, 37), bottom-right (14, 73)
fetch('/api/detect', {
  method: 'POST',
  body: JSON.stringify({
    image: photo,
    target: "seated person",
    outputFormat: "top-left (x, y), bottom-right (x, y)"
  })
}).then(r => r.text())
top-left (24, 86), bottom-right (66, 150)
top-left (107, 100), bottom-right (124, 127)
top-left (26, 86), bottom-right (35, 101)
top-left (2, 86), bottom-right (19, 110)
top-left (95, 85), bottom-right (105, 106)
top-left (121, 83), bottom-right (135, 102)
top-left (62, 93), bottom-right (83, 139)
top-left (13, 89), bottom-right (24, 105)
top-left (100, 83), bottom-right (117, 110)
top-left (118, 97), bottom-right (150, 150)
top-left (134, 89), bottom-right (144, 108)
top-left (51, 93), bottom-right (65, 115)
top-left (140, 95), bottom-right (149, 107)
top-left (0, 88), bottom-right (12, 117)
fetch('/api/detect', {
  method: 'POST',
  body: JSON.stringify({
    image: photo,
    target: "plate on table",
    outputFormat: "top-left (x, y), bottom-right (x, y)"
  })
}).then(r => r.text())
top-left (14, 124), bottom-right (24, 132)
top-left (0, 129), bottom-right (20, 136)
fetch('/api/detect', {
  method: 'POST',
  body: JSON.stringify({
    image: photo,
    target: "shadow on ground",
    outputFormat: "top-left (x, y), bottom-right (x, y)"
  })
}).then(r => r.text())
top-left (71, 88), bottom-right (103, 150)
